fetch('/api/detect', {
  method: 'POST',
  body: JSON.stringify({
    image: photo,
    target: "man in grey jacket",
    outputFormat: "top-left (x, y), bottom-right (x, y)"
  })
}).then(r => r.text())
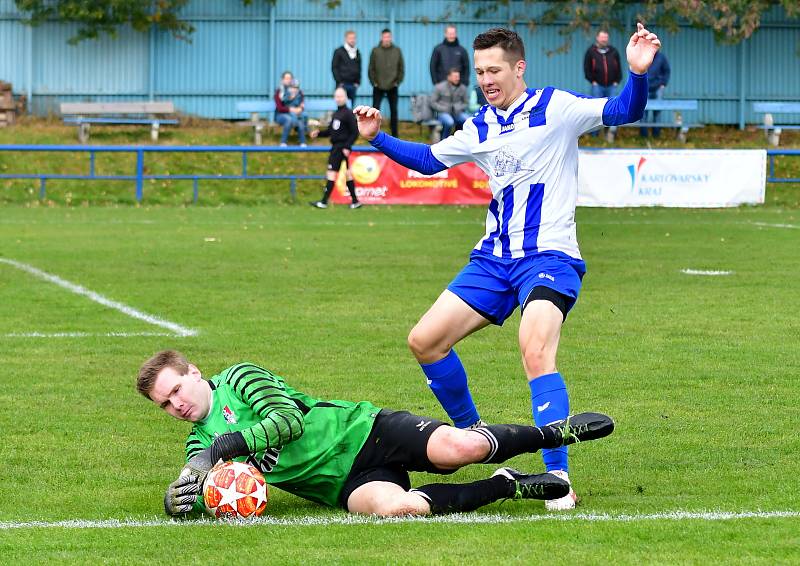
top-left (431, 68), bottom-right (469, 139)
top-left (368, 28), bottom-right (404, 137)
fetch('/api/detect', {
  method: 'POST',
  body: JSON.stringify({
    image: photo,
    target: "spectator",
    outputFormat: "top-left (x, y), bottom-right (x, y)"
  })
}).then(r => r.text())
top-left (331, 30), bottom-right (361, 106)
top-left (368, 28), bottom-right (404, 137)
top-left (640, 50), bottom-right (671, 138)
top-left (583, 30), bottom-right (622, 99)
top-left (431, 68), bottom-right (469, 139)
top-left (430, 25), bottom-right (470, 86)
top-left (274, 72), bottom-right (307, 147)
top-left (309, 87), bottom-right (361, 209)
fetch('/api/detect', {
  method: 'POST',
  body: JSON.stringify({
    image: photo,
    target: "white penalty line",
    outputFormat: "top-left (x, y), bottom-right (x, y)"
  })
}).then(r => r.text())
top-left (681, 269), bottom-right (734, 276)
top-left (2, 510), bottom-right (798, 530)
top-left (0, 258), bottom-right (198, 337)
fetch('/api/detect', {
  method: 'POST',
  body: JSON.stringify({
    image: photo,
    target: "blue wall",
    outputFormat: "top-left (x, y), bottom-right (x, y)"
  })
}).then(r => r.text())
top-left (0, 0), bottom-right (798, 125)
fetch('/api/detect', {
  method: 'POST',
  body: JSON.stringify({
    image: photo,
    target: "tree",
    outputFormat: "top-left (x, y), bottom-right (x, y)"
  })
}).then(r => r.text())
top-left (457, 1), bottom-right (800, 54)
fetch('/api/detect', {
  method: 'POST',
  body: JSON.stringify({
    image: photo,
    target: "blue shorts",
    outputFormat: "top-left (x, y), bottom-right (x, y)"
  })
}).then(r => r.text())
top-left (447, 250), bottom-right (587, 325)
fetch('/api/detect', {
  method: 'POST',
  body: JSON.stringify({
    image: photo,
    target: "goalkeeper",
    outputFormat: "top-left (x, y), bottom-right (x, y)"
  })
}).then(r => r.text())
top-left (138, 350), bottom-right (614, 517)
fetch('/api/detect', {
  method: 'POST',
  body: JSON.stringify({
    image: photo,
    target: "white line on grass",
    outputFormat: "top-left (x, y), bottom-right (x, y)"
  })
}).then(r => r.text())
top-left (2, 332), bottom-right (176, 338)
top-left (2, 510), bottom-right (798, 530)
top-left (750, 221), bottom-right (799, 230)
top-left (681, 269), bottom-right (734, 276)
top-left (0, 258), bottom-right (198, 337)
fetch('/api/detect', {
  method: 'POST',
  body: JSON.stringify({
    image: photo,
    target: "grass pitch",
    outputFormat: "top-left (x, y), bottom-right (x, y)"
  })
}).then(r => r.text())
top-left (1, 204), bottom-right (799, 564)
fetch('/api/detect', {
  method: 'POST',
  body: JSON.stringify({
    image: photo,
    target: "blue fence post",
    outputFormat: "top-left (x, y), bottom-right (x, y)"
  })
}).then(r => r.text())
top-left (135, 149), bottom-right (144, 202)
top-left (242, 151), bottom-right (248, 176)
top-left (290, 177), bottom-right (297, 201)
top-left (193, 178), bottom-right (199, 203)
top-left (89, 151), bottom-right (95, 176)
top-left (39, 177), bottom-right (46, 199)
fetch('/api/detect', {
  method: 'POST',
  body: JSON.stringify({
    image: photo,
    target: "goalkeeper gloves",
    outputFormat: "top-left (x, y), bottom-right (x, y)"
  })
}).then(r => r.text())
top-left (163, 432), bottom-right (251, 516)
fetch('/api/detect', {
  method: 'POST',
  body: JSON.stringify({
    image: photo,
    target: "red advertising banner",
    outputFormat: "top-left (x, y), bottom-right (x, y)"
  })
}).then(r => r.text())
top-left (331, 151), bottom-right (492, 205)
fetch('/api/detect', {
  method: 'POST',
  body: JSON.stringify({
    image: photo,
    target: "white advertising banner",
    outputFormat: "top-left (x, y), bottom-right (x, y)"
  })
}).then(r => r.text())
top-left (577, 149), bottom-right (766, 207)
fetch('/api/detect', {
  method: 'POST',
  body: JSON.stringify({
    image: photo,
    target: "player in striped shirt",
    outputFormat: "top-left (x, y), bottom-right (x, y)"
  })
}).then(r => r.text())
top-left (354, 24), bottom-right (660, 509)
top-left (137, 350), bottom-right (614, 517)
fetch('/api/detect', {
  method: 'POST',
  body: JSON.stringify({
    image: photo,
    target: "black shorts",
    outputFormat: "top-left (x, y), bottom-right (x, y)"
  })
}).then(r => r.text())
top-left (339, 409), bottom-right (451, 509)
top-left (327, 147), bottom-right (349, 171)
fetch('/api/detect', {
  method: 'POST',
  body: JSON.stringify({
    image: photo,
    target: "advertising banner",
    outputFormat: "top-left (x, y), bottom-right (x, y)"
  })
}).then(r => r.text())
top-left (577, 149), bottom-right (766, 207)
top-left (332, 149), bottom-right (766, 207)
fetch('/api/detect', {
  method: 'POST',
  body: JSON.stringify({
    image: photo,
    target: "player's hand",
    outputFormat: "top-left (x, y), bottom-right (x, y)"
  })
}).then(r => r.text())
top-left (342, 148), bottom-right (351, 156)
top-left (163, 473), bottom-right (199, 516)
top-left (353, 106), bottom-right (382, 141)
top-left (626, 22), bottom-right (661, 74)
top-left (310, 129), bottom-right (319, 139)
top-left (184, 447), bottom-right (219, 488)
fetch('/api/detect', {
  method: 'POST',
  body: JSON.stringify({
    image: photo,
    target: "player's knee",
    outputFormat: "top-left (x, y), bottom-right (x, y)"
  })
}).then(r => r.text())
top-left (371, 494), bottom-right (428, 517)
top-left (407, 326), bottom-right (436, 360)
top-left (434, 427), bottom-right (487, 464)
top-left (523, 345), bottom-right (555, 377)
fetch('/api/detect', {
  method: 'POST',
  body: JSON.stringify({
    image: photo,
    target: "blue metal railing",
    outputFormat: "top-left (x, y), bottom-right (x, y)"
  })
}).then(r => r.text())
top-left (0, 144), bottom-right (378, 202)
top-left (0, 145), bottom-right (797, 202)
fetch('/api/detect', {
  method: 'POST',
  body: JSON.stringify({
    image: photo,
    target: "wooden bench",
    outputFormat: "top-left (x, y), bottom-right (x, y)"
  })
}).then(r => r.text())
top-left (753, 102), bottom-right (800, 146)
top-left (610, 99), bottom-right (701, 143)
top-left (60, 102), bottom-right (177, 143)
top-left (236, 99), bottom-right (338, 144)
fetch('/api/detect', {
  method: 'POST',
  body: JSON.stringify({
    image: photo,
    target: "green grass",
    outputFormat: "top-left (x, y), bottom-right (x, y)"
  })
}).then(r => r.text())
top-left (1, 204), bottom-right (799, 563)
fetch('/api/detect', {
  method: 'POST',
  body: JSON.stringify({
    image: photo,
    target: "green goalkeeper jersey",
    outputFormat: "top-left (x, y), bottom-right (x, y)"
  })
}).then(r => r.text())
top-left (185, 363), bottom-right (380, 509)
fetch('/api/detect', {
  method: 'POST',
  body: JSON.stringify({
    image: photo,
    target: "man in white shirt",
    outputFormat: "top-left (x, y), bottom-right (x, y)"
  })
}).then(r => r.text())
top-left (354, 24), bottom-right (660, 510)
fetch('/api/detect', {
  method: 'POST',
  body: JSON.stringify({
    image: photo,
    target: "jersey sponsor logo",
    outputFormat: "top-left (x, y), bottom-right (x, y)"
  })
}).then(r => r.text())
top-left (536, 401), bottom-right (551, 413)
top-left (332, 119), bottom-right (341, 130)
top-left (222, 405), bottom-right (237, 424)
top-left (538, 272), bottom-right (555, 282)
top-left (493, 147), bottom-right (522, 177)
top-left (500, 122), bottom-right (515, 134)
top-left (415, 420), bottom-right (432, 432)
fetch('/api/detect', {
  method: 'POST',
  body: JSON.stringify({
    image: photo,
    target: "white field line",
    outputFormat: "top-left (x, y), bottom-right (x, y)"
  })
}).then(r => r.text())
top-left (0, 258), bottom-right (198, 337)
top-left (681, 269), bottom-right (734, 276)
top-left (750, 221), bottom-right (799, 230)
top-left (2, 332), bottom-right (176, 338)
top-left (1, 510), bottom-right (798, 530)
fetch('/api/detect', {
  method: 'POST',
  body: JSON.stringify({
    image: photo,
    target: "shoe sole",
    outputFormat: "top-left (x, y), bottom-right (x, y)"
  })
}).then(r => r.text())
top-left (557, 412), bottom-right (615, 445)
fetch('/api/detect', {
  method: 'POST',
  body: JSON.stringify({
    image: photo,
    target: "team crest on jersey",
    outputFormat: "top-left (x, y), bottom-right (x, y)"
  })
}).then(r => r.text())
top-left (222, 405), bottom-right (237, 424)
top-left (493, 147), bottom-right (522, 177)
top-left (332, 119), bottom-right (341, 130)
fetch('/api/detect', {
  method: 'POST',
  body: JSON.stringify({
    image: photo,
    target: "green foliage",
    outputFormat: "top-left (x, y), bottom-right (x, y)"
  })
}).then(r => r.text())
top-left (460, 1), bottom-right (800, 54)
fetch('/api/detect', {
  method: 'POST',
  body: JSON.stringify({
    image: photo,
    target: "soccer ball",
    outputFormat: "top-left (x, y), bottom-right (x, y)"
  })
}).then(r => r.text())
top-left (202, 460), bottom-right (268, 519)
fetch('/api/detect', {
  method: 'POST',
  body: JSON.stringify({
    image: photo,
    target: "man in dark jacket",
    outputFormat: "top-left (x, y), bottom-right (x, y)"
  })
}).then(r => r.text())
top-left (431, 69), bottom-right (469, 139)
top-left (640, 50), bottom-right (671, 138)
top-left (310, 88), bottom-right (361, 209)
top-left (331, 30), bottom-right (361, 107)
top-left (368, 28), bottom-right (404, 137)
top-left (430, 25), bottom-right (470, 86)
top-left (583, 30), bottom-right (622, 99)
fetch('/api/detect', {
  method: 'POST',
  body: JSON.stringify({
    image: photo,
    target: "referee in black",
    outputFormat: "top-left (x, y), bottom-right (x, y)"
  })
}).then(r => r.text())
top-left (310, 87), bottom-right (361, 209)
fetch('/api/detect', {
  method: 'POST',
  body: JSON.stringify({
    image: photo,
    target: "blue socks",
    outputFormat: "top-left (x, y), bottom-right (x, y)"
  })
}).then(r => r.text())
top-left (529, 372), bottom-right (570, 473)
top-left (420, 349), bottom-right (480, 428)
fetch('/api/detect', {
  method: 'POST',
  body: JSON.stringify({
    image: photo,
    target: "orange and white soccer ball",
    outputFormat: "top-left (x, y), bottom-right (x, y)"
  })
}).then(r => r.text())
top-left (202, 461), bottom-right (268, 519)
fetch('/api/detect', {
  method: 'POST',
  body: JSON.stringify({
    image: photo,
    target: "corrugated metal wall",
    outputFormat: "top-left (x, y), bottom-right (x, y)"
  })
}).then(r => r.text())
top-left (0, 0), bottom-right (798, 124)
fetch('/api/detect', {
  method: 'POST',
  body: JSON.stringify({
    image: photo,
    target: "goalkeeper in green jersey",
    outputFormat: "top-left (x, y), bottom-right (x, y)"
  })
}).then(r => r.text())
top-left (138, 350), bottom-right (614, 517)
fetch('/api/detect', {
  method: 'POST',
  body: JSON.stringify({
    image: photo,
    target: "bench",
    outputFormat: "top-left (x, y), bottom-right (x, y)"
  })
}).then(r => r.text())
top-left (60, 102), bottom-right (177, 143)
top-left (610, 99), bottom-right (701, 143)
top-left (235, 99), bottom-right (338, 144)
top-left (752, 102), bottom-right (800, 146)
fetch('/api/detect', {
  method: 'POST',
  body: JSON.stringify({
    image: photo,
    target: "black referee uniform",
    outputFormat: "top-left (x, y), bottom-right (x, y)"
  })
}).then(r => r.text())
top-left (314, 104), bottom-right (360, 207)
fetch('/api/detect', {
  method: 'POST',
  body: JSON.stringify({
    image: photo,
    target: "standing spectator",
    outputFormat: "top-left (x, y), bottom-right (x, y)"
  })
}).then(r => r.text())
top-left (368, 28), bottom-right (404, 137)
top-left (331, 30), bottom-right (361, 106)
top-left (583, 30), bottom-right (622, 99)
top-left (583, 30), bottom-right (622, 137)
top-left (431, 69), bottom-right (469, 139)
top-left (274, 72), bottom-right (307, 147)
top-left (430, 25), bottom-right (470, 87)
top-left (309, 88), bottom-right (361, 209)
top-left (640, 50), bottom-right (671, 138)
